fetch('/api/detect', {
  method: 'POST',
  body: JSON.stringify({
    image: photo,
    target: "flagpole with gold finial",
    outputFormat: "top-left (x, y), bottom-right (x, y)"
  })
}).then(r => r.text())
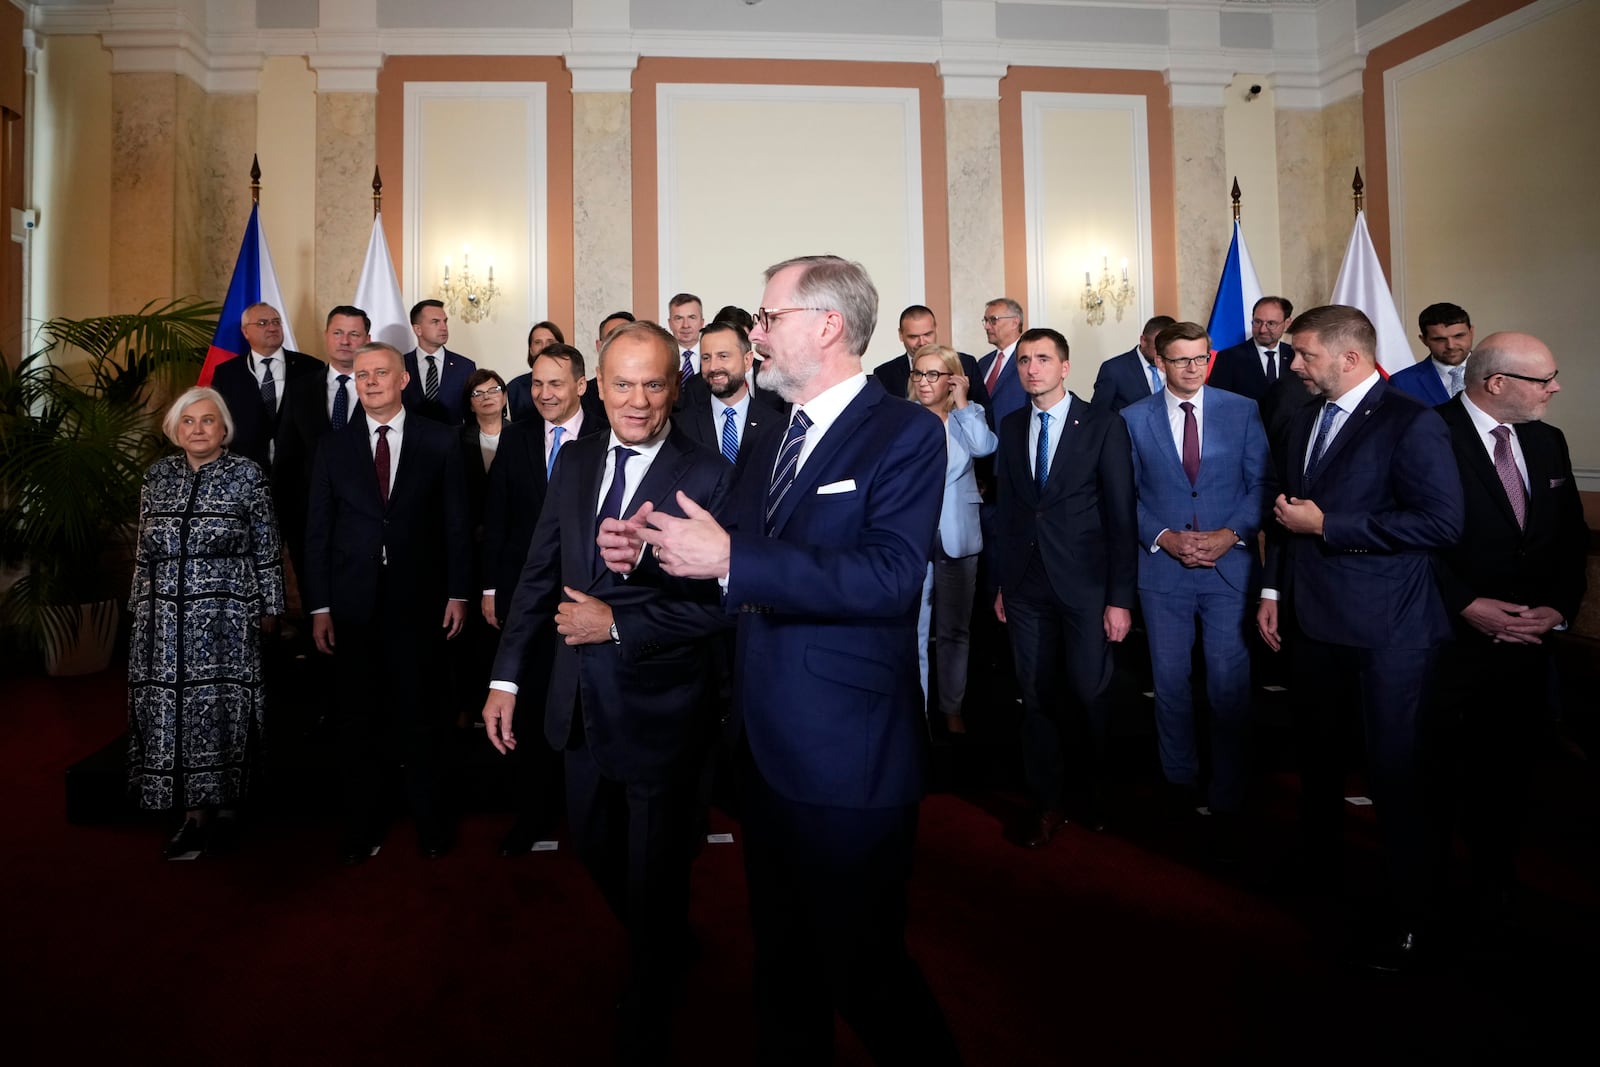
top-left (1231, 176), bottom-right (1242, 223)
top-left (1352, 167), bottom-right (1364, 217)
top-left (250, 154), bottom-right (261, 205)
top-left (372, 165), bottom-right (383, 219)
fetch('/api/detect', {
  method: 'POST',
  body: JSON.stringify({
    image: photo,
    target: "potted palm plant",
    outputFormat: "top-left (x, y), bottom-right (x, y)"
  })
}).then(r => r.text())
top-left (0, 298), bottom-right (218, 674)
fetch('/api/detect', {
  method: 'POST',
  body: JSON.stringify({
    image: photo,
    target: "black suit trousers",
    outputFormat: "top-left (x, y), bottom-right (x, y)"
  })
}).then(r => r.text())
top-left (1290, 635), bottom-right (1439, 922)
top-left (330, 572), bottom-right (450, 841)
top-left (739, 747), bottom-right (960, 1067)
top-left (1006, 579), bottom-right (1114, 815)
top-left (563, 733), bottom-right (704, 1065)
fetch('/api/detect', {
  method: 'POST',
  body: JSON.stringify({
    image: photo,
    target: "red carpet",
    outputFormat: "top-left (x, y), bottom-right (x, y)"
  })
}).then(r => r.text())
top-left (4, 668), bottom-right (1596, 1064)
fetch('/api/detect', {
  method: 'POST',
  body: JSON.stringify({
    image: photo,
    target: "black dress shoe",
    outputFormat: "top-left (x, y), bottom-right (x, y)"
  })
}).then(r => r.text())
top-left (163, 818), bottom-right (208, 860)
top-left (1359, 929), bottom-right (1426, 974)
top-left (338, 836), bottom-right (372, 866)
top-left (498, 818), bottom-right (546, 858)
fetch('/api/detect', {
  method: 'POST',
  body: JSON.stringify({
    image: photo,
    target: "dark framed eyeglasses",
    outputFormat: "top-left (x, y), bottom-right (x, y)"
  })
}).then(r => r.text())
top-left (1490, 369), bottom-right (1558, 387)
top-left (469, 385), bottom-right (505, 399)
top-left (247, 318), bottom-right (283, 329)
top-left (909, 370), bottom-right (951, 382)
top-left (1160, 354), bottom-right (1211, 369)
top-left (981, 314), bottom-right (1019, 326)
top-left (754, 307), bottom-right (827, 331)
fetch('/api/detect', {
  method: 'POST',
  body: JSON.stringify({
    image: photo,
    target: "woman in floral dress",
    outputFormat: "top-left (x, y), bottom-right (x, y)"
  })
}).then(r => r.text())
top-left (128, 387), bottom-right (284, 858)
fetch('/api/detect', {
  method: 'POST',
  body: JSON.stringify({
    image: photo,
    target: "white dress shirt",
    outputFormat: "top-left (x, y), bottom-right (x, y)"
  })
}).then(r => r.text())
top-left (597, 426), bottom-right (671, 519)
top-left (1025, 392), bottom-right (1074, 480)
top-left (325, 364), bottom-right (355, 418)
top-left (246, 348), bottom-right (287, 412)
top-left (785, 373), bottom-right (868, 474)
top-left (715, 390), bottom-right (753, 450)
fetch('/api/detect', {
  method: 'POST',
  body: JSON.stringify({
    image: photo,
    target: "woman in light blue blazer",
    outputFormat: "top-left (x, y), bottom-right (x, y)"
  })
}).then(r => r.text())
top-left (910, 344), bottom-right (997, 735)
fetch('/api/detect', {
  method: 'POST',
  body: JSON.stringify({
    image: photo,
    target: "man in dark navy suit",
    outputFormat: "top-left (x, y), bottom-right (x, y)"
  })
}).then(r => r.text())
top-left (1388, 301), bottom-right (1475, 406)
top-left (483, 321), bottom-right (732, 1063)
top-left (479, 342), bottom-right (606, 857)
top-left (675, 321), bottom-right (785, 476)
top-left (274, 305), bottom-right (369, 586)
top-left (616, 256), bottom-right (960, 1065)
top-left (1256, 305), bottom-right (1464, 970)
top-left (304, 342), bottom-right (470, 863)
top-left (210, 301), bottom-right (319, 469)
top-left (994, 327), bottom-right (1137, 844)
top-left (401, 299), bottom-right (476, 424)
top-left (974, 296), bottom-right (1028, 429)
top-left (1432, 331), bottom-right (1586, 931)
top-left (1090, 314), bottom-right (1176, 415)
top-left (872, 304), bottom-right (989, 409)
top-left (1206, 295), bottom-right (1294, 405)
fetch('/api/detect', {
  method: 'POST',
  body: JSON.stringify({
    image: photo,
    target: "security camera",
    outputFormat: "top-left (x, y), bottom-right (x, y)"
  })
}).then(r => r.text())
top-left (1247, 84), bottom-right (1262, 100)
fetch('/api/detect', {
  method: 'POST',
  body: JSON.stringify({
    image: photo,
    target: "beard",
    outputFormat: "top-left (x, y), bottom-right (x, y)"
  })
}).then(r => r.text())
top-left (753, 348), bottom-right (819, 404)
top-left (707, 370), bottom-right (747, 400)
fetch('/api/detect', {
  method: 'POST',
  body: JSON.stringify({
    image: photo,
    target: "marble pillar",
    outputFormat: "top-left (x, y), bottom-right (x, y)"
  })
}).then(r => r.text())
top-left (1172, 106), bottom-right (1228, 320)
top-left (1275, 95), bottom-right (1366, 310)
top-left (944, 98), bottom-right (1004, 349)
top-left (110, 73), bottom-right (179, 312)
top-left (194, 94), bottom-right (256, 302)
top-left (316, 93), bottom-right (378, 318)
top-left (572, 92), bottom-right (631, 345)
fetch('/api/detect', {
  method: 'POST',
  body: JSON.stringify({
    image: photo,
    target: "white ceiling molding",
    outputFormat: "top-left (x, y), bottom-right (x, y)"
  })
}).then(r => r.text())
top-left (1356, 0), bottom-right (1471, 53)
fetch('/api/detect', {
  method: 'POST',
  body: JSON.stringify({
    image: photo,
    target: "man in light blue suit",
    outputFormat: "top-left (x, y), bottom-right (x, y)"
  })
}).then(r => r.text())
top-left (608, 255), bottom-right (960, 1065)
top-left (1387, 301), bottom-right (1475, 406)
top-left (1123, 322), bottom-right (1270, 817)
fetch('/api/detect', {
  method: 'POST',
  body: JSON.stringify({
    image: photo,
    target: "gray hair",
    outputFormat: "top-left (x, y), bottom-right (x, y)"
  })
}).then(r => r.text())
top-left (765, 255), bottom-right (879, 355)
top-left (598, 319), bottom-right (679, 379)
top-left (162, 386), bottom-right (234, 446)
top-left (240, 302), bottom-right (279, 327)
top-left (985, 296), bottom-right (1024, 323)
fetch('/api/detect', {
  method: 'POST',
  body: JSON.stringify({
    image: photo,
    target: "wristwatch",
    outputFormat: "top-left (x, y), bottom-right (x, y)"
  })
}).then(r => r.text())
top-left (608, 622), bottom-right (620, 644)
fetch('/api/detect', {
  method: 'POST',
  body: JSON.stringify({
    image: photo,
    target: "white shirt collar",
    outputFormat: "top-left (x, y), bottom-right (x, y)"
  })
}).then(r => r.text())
top-left (793, 373), bottom-right (868, 436)
top-left (1328, 368), bottom-right (1383, 414)
top-left (365, 406), bottom-right (406, 434)
top-left (249, 347), bottom-right (285, 370)
top-left (1164, 385), bottom-right (1204, 416)
top-left (606, 423), bottom-right (670, 460)
top-left (1460, 391), bottom-right (1512, 439)
top-left (716, 390), bottom-right (751, 421)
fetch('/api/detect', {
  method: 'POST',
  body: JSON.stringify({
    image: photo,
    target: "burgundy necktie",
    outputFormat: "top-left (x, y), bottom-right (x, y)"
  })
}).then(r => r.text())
top-left (1490, 425), bottom-right (1527, 528)
top-left (983, 351), bottom-right (1003, 394)
top-left (374, 425), bottom-right (391, 506)
top-left (1180, 401), bottom-right (1200, 485)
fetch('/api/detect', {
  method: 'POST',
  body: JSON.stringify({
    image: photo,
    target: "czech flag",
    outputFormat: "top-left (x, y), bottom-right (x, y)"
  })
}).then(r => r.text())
top-left (1203, 220), bottom-right (1264, 354)
top-left (197, 203), bottom-right (298, 385)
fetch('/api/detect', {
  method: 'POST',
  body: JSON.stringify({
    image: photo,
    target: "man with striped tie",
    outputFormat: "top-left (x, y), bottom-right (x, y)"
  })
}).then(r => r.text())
top-left (401, 299), bottom-right (476, 424)
top-left (614, 255), bottom-right (961, 1065)
top-left (667, 291), bottom-right (705, 389)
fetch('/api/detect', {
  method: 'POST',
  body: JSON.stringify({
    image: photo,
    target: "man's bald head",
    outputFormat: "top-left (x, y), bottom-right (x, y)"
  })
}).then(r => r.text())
top-left (1465, 331), bottom-right (1560, 424)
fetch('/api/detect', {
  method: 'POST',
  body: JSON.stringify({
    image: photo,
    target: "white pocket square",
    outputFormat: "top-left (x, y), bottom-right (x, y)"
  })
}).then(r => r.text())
top-left (817, 479), bottom-right (856, 495)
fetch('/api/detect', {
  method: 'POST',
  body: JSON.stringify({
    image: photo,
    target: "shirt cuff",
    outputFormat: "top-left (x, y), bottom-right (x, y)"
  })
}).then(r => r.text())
top-left (489, 680), bottom-right (518, 695)
top-left (1259, 588), bottom-right (1279, 602)
top-left (482, 589), bottom-right (495, 597)
top-left (1150, 528), bottom-right (1170, 554)
top-left (312, 607), bottom-right (330, 615)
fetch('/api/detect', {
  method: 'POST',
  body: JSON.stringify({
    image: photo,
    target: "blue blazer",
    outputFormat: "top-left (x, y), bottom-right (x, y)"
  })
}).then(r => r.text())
top-left (1263, 378), bottom-right (1464, 649)
top-left (936, 404), bottom-right (997, 558)
top-left (489, 427), bottom-right (732, 781)
top-left (1386, 359), bottom-right (1451, 407)
top-left (1123, 387), bottom-right (1270, 594)
top-left (1091, 347), bottom-right (1162, 415)
top-left (723, 378), bottom-right (945, 809)
top-left (976, 347), bottom-right (1029, 430)
top-left (402, 347), bottom-right (478, 425)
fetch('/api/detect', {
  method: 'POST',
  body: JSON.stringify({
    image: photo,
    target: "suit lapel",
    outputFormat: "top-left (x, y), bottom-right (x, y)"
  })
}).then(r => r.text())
top-left (1304, 381), bottom-right (1385, 488)
top-left (1038, 395), bottom-right (1091, 501)
top-left (1145, 393), bottom-right (1187, 481)
top-left (767, 385), bottom-right (880, 536)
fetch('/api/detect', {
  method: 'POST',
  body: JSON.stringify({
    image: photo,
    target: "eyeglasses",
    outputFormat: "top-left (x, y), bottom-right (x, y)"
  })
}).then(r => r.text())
top-left (1491, 369), bottom-right (1558, 387)
top-left (982, 315), bottom-right (1019, 326)
top-left (469, 385), bottom-right (505, 399)
top-left (1160, 354), bottom-right (1212, 369)
top-left (909, 370), bottom-right (951, 382)
top-left (248, 318), bottom-right (283, 329)
top-left (754, 307), bottom-right (827, 331)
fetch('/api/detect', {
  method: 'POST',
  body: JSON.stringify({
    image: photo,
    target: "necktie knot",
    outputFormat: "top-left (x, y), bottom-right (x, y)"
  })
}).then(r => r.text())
top-left (1179, 400), bottom-right (1194, 415)
top-left (1449, 364), bottom-right (1466, 397)
top-left (336, 373), bottom-right (349, 384)
top-left (547, 425), bottom-right (566, 478)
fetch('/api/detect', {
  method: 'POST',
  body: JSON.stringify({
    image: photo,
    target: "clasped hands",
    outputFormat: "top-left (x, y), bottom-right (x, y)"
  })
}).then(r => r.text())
top-left (596, 492), bottom-right (730, 580)
top-left (1157, 528), bottom-right (1235, 568)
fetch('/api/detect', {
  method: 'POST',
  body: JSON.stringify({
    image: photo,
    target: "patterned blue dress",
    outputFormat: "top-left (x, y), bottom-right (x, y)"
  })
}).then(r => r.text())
top-left (127, 451), bottom-right (285, 810)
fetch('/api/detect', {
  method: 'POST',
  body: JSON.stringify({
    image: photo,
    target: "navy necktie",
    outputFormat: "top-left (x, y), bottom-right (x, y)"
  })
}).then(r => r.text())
top-left (596, 445), bottom-right (638, 570)
top-left (1035, 411), bottom-right (1052, 495)
top-left (331, 374), bottom-right (350, 431)
top-left (1264, 348), bottom-right (1278, 384)
top-left (1304, 401), bottom-right (1339, 480)
top-left (681, 350), bottom-right (694, 388)
top-left (721, 407), bottom-right (739, 464)
top-left (766, 409), bottom-right (813, 531)
top-left (260, 357), bottom-right (276, 409)
top-left (424, 354), bottom-right (440, 400)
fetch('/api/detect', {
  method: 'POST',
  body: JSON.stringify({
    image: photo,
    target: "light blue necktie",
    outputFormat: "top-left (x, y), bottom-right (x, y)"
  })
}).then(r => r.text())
top-left (1147, 363), bottom-right (1161, 394)
top-left (1304, 401), bottom-right (1339, 479)
top-left (720, 407), bottom-right (739, 464)
top-left (547, 425), bottom-right (565, 478)
top-left (1035, 411), bottom-right (1052, 495)
top-left (1448, 364), bottom-right (1465, 397)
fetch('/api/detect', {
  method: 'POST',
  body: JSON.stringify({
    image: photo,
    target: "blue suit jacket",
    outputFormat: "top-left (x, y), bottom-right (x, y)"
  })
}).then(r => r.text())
top-left (402, 347), bottom-right (478, 425)
top-left (1091, 347), bottom-right (1162, 415)
top-left (976, 347), bottom-right (1028, 430)
top-left (1123, 386), bottom-right (1270, 594)
top-left (937, 404), bottom-right (997, 558)
top-left (723, 378), bottom-right (945, 809)
top-left (489, 427), bottom-right (732, 781)
top-left (1263, 378), bottom-right (1464, 649)
top-left (1386, 359), bottom-right (1451, 407)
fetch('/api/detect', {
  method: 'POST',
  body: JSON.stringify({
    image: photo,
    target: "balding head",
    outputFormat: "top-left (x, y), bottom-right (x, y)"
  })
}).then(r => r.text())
top-left (1465, 331), bottom-right (1560, 424)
